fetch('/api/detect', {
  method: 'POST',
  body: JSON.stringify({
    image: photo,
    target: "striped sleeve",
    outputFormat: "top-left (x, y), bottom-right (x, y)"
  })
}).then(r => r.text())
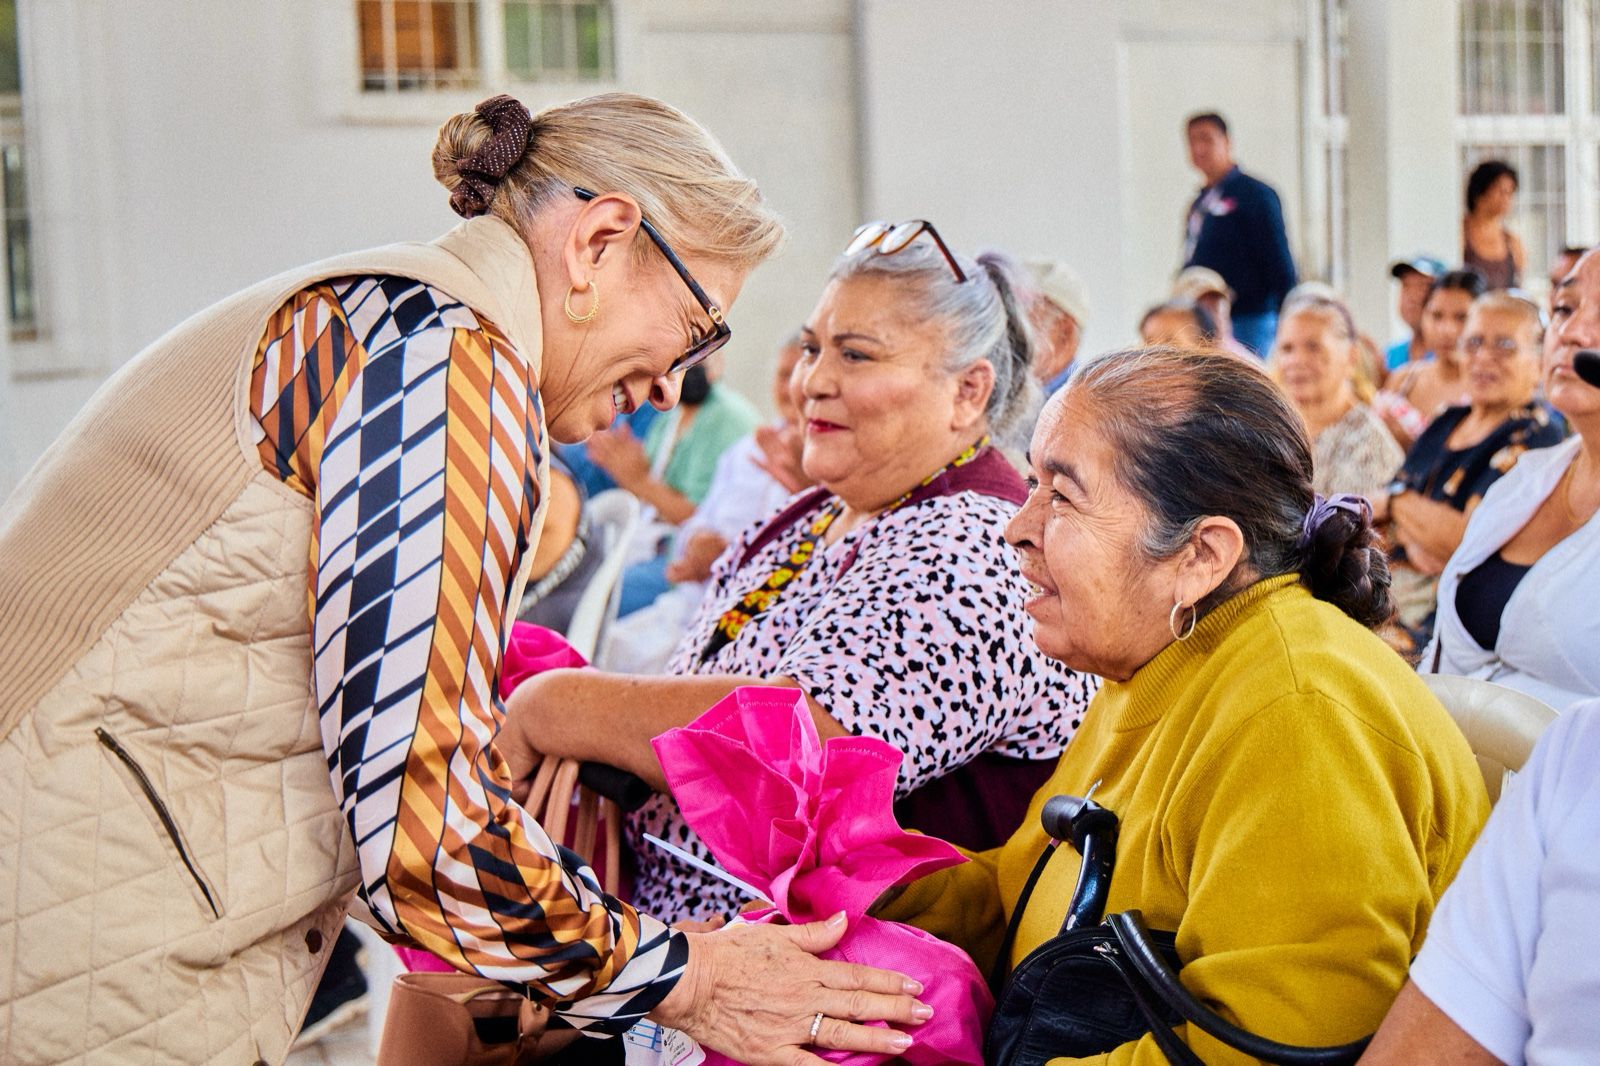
top-left (249, 277), bottom-right (687, 1032)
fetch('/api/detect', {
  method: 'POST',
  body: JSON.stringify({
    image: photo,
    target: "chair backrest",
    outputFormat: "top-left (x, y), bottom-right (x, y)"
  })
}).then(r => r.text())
top-left (563, 489), bottom-right (641, 660)
top-left (1420, 674), bottom-right (1558, 804)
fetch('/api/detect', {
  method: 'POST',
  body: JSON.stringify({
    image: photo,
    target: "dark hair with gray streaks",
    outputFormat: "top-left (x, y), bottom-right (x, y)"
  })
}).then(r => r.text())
top-left (1062, 346), bottom-right (1393, 627)
top-left (829, 239), bottom-right (1040, 441)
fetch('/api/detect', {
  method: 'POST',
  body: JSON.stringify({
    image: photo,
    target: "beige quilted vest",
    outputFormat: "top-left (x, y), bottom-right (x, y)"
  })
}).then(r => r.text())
top-left (0, 216), bottom-right (549, 1065)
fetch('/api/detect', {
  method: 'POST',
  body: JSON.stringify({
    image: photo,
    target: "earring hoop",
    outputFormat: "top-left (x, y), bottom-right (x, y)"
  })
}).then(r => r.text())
top-left (1169, 599), bottom-right (1197, 642)
top-left (564, 280), bottom-right (599, 324)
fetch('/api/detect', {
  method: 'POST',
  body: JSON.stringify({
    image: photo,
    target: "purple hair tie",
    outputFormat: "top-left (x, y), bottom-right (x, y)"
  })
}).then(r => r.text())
top-left (1298, 493), bottom-right (1371, 551)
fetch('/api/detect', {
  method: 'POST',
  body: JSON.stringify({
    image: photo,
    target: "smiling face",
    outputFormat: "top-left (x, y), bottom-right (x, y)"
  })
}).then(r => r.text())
top-left (1274, 308), bottom-right (1355, 411)
top-left (1545, 251), bottom-right (1600, 424)
top-left (1421, 287), bottom-right (1475, 364)
top-left (796, 273), bottom-right (992, 511)
top-left (1461, 304), bottom-right (1540, 412)
top-left (530, 193), bottom-right (747, 443)
top-left (1007, 394), bottom-right (1182, 681)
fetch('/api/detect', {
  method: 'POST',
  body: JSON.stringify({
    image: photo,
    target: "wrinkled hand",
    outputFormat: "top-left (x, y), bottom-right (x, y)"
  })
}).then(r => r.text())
top-left (497, 669), bottom-right (581, 802)
top-left (587, 428), bottom-right (651, 489)
top-left (653, 912), bottom-right (928, 1066)
top-left (665, 530), bottom-right (729, 584)
top-left (753, 422), bottom-right (811, 495)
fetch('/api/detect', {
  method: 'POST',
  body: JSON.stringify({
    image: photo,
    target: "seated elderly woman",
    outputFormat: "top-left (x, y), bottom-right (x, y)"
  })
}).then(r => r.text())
top-left (503, 224), bottom-right (1098, 922)
top-left (1420, 252), bottom-right (1600, 711)
top-left (1273, 291), bottom-right (1404, 499)
top-left (879, 347), bottom-right (1488, 1062)
top-left (1375, 291), bottom-right (1566, 655)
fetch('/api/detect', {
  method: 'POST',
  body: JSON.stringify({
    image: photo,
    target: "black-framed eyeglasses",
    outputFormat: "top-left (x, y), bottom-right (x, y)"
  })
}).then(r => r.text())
top-left (573, 186), bottom-right (731, 375)
top-left (845, 219), bottom-right (968, 283)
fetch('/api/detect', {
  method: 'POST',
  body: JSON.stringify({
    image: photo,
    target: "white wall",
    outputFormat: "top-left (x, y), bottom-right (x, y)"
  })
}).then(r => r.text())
top-left (2, 0), bottom-right (858, 498)
top-left (858, 0), bottom-right (1306, 359)
top-left (0, 0), bottom-right (1473, 499)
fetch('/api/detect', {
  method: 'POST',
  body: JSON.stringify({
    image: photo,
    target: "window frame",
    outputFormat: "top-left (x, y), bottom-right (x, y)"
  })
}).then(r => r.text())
top-left (1455, 0), bottom-right (1600, 283)
top-left (321, 0), bottom-right (629, 125)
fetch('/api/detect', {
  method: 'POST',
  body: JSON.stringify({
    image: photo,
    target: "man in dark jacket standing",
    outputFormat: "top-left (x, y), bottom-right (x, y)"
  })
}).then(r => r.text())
top-left (1181, 112), bottom-right (1297, 356)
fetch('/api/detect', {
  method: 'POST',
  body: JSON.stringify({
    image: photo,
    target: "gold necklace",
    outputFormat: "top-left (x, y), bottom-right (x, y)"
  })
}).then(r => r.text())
top-left (1558, 458), bottom-right (1592, 527)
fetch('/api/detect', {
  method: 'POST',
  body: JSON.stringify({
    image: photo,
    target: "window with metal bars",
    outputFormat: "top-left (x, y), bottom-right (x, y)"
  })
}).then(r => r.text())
top-left (355, 0), bottom-right (614, 92)
top-left (504, 0), bottom-right (613, 81)
top-left (1457, 0), bottom-right (1600, 286)
top-left (357, 0), bottom-right (480, 92)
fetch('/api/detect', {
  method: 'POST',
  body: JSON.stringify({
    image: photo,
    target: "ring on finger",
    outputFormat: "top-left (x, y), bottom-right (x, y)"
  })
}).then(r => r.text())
top-left (808, 1011), bottom-right (826, 1042)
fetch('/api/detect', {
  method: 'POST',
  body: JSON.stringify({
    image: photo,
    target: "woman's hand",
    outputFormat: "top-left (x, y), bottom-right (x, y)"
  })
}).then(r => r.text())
top-left (652, 912), bottom-right (929, 1065)
top-left (666, 530), bottom-right (728, 584)
top-left (587, 428), bottom-right (652, 491)
top-left (753, 422), bottom-right (811, 495)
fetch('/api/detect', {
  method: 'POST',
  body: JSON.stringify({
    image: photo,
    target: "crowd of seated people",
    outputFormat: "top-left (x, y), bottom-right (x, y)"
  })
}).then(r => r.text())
top-left (504, 206), bottom-right (1599, 1062)
top-left (1376, 290), bottom-right (1564, 654)
top-left (502, 233), bottom-right (1100, 924)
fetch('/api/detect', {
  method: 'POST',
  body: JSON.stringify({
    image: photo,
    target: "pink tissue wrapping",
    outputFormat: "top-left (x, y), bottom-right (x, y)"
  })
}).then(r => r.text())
top-left (393, 622), bottom-right (589, 974)
top-left (651, 686), bottom-right (993, 1065)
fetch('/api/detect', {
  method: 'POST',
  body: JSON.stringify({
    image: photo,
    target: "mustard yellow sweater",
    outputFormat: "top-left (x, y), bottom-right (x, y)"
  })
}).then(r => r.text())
top-left (883, 576), bottom-right (1488, 1064)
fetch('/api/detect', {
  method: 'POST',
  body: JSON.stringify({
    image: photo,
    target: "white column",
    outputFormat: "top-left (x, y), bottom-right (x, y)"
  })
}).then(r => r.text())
top-left (1344, 0), bottom-right (1461, 339)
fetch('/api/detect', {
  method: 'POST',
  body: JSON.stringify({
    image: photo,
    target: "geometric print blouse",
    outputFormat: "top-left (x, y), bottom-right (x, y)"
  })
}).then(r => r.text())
top-left (248, 275), bottom-right (684, 1033)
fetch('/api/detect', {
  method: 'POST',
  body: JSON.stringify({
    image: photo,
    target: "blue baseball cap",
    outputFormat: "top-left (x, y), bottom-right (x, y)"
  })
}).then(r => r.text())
top-left (1390, 255), bottom-right (1447, 280)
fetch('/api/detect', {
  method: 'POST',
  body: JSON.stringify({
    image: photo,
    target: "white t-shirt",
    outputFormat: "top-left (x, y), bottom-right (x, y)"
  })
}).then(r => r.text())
top-left (1410, 698), bottom-right (1600, 1064)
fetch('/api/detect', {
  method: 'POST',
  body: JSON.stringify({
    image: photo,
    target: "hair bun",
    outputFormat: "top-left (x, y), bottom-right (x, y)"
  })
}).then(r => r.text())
top-left (443, 94), bottom-right (535, 218)
top-left (1299, 499), bottom-right (1393, 628)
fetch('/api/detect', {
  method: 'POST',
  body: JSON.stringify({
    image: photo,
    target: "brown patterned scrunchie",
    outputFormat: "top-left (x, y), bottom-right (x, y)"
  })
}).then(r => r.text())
top-left (449, 94), bottom-right (534, 218)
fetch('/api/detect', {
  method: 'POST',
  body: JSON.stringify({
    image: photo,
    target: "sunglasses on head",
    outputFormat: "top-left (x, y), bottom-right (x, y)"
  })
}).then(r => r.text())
top-left (573, 186), bottom-right (731, 375)
top-left (845, 219), bottom-right (968, 283)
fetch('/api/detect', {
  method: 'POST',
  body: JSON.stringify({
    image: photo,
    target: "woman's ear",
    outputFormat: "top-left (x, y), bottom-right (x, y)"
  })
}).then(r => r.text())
top-left (562, 192), bottom-right (644, 290)
top-left (951, 358), bottom-right (996, 431)
top-left (1177, 515), bottom-right (1246, 605)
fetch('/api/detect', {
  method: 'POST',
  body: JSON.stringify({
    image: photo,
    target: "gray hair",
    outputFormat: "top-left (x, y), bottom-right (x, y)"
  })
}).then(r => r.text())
top-left (828, 239), bottom-right (1040, 441)
top-left (1280, 291), bottom-right (1357, 344)
top-left (1063, 346), bottom-right (1393, 628)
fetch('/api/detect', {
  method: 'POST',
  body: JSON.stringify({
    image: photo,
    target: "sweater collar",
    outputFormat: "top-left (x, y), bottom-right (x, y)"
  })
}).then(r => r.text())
top-left (432, 215), bottom-right (543, 373)
top-left (1099, 573), bottom-right (1303, 732)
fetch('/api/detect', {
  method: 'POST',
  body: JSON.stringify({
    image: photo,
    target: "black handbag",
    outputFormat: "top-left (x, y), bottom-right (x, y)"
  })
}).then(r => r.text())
top-left (984, 794), bottom-right (1372, 1066)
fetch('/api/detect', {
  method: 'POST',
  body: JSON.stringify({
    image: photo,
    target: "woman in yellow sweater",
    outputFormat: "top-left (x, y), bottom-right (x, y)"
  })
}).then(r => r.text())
top-left (881, 347), bottom-right (1490, 1064)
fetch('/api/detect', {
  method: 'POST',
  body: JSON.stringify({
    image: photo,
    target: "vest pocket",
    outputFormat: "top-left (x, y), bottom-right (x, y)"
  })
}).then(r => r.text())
top-left (95, 727), bottom-right (223, 920)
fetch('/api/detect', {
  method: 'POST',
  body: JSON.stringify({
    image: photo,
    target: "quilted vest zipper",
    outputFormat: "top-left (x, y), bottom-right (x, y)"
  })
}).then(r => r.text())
top-left (95, 727), bottom-right (221, 919)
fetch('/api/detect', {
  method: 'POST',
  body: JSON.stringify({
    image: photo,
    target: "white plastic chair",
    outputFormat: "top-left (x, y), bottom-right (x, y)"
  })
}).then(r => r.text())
top-left (563, 488), bottom-right (642, 660)
top-left (1420, 674), bottom-right (1558, 804)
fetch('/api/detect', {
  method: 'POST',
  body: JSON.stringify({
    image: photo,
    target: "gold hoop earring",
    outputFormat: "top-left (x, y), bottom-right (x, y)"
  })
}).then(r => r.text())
top-left (1169, 599), bottom-right (1197, 642)
top-left (564, 280), bottom-right (599, 324)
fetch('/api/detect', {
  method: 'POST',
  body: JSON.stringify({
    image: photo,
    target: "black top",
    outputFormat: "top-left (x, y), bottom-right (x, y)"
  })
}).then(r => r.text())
top-left (1396, 403), bottom-right (1566, 511)
top-left (1455, 550), bottom-right (1533, 650)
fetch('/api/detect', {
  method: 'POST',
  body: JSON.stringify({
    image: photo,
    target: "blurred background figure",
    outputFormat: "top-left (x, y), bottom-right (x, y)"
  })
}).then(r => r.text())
top-left (1139, 297), bottom-right (1217, 350)
top-left (1273, 291), bottom-right (1403, 500)
top-left (602, 335), bottom-right (808, 673)
top-left (1386, 255), bottom-right (1447, 372)
top-left (1025, 258), bottom-right (1090, 395)
top-left (1181, 111), bottom-right (1297, 356)
top-left (1462, 159), bottom-right (1525, 291)
top-left (1376, 269), bottom-right (1487, 447)
top-left (587, 348), bottom-right (762, 616)
top-left (1172, 265), bottom-right (1254, 359)
top-left (1375, 291), bottom-right (1565, 656)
